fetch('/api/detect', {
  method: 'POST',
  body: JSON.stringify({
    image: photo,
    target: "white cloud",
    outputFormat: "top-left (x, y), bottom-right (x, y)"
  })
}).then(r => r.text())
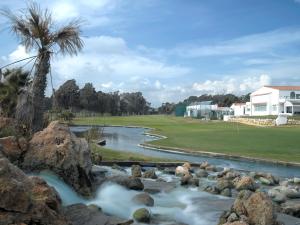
top-left (192, 74), bottom-right (271, 94)
top-left (8, 45), bottom-right (31, 62)
top-left (52, 35), bottom-right (190, 82)
top-left (174, 28), bottom-right (300, 57)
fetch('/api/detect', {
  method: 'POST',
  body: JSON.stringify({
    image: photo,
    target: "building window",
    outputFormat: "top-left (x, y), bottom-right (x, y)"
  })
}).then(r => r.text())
top-left (254, 104), bottom-right (267, 112)
top-left (286, 106), bottom-right (292, 113)
top-left (290, 92), bottom-right (296, 99)
top-left (296, 94), bottom-right (300, 99)
top-left (272, 105), bottom-right (277, 111)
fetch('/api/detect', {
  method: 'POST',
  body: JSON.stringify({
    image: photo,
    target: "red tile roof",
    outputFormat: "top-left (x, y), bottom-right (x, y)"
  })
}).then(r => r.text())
top-left (265, 86), bottom-right (300, 91)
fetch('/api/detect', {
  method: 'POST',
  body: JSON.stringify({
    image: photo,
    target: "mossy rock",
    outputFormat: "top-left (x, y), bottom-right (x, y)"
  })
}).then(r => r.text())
top-left (133, 208), bottom-right (150, 223)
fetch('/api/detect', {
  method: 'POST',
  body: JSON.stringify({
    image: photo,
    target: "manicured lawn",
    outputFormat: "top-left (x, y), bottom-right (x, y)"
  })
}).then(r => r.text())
top-left (75, 115), bottom-right (300, 163)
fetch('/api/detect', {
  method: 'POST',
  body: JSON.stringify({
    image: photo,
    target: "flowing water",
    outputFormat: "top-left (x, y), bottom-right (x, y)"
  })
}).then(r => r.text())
top-left (70, 125), bottom-right (300, 178)
top-left (38, 169), bottom-right (232, 225)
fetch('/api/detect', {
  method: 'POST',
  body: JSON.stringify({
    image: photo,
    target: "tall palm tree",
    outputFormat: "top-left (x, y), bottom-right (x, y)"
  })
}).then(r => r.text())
top-left (1, 3), bottom-right (83, 132)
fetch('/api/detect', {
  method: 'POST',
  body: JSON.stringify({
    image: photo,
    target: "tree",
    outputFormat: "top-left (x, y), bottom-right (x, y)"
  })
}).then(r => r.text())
top-left (55, 79), bottom-right (80, 110)
top-left (2, 3), bottom-right (83, 132)
top-left (79, 83), bottom-right (98, 111)
top-left (0, 68), bottom-right (30, 117)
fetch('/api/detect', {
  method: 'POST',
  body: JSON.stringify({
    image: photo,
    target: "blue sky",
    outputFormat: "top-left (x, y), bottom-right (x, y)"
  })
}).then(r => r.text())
top-left (1, 0), bottom-right (300, 106)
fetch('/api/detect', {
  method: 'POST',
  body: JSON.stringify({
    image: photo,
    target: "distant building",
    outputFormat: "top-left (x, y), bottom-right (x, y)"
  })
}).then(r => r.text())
top-left (250, 86), bottom-right (300, 116)
top-left (185, 101), bottom-right (233, 119)
top-left (230, 102), bottom-right (250, 116)
top-left (230, 86), bottom-right (300, 116)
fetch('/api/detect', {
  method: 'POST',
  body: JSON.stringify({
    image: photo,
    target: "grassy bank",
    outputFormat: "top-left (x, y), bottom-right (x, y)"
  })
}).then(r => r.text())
top-left (75, 115), bottom-right (300, 163)
top-left (91, 143), bottom-right (173, 162)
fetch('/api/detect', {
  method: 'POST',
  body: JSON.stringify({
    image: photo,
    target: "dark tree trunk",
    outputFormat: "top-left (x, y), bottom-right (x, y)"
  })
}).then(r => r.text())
top-left (31, 50), bottom-right (50, 133)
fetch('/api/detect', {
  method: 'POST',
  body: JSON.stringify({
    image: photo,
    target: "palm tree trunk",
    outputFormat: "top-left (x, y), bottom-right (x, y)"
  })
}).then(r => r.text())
top-left (31, 50), bottom-right (50, 133)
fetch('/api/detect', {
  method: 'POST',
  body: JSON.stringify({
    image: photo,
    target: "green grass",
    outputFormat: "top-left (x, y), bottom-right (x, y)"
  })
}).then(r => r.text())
top-left (75, 115), bottom-right (300, 163)
top-left (91, 143), bottom-right (173, 162)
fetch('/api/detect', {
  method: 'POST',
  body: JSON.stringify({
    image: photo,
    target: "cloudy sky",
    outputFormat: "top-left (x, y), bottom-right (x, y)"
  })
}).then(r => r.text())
top-left (1, 0), bottom-right (300, 106)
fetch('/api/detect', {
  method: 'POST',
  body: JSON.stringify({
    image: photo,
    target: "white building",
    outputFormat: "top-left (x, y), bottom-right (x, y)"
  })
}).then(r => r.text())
top-left (230, 103), bottom-right (251, 116)
top-left (250, 86), bottom-right (300, 116)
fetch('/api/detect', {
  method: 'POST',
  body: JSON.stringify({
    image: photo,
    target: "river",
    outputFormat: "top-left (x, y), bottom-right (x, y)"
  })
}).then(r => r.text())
top-left (70, 125), bottom-right (300, 178)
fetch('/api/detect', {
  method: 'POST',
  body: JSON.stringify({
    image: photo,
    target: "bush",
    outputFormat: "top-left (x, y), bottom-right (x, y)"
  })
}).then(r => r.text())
top-left (0, 126), bottom-right (15, 138)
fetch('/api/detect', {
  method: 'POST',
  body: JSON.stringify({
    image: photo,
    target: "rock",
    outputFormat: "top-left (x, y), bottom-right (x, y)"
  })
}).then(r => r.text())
top-left (0, 157), bottom-right (69, 225)
top-left (235, 176), bottom-right (257, 191)
top-left (206, 165), bottom-right (217, 172)
top-left (112, 164), bottom-right (126, 172)
top-left (182, 162), bottom-right (191, 170)
top-left (245, 192), bottom-right (277, 225)
top-left (109, 176), bottom-right (144, 190)
top-left (143, 169), bottom-right (157, 179)
top-left (221, 188), bottom-right (232, 197)
top-left (131, 165), bottom-right (142, 178)
top-left (227, 212), bottom-right (239, 222)
top-left (232, 191), bottom-right (278, 225)
top-left (259, 177), bottom-right (272, 185)
top-left (281, 201), bottom-right (300, 217)
top-left (226, 172), bottom-right (240, 180)
top-left (274, 186), bottom-right (300, 199)
top-left (143, 179), bottom-right (176, 194)
top-left (252, 172), bottom-right (279, 185)
top-left (133, 208), bottom-right (151, 223)
top-left (195, 169), bottom-right (208, 178)
top-left (294, 177), bottom-right (300, 184)
top-left (223, 222), bottom-right (249, 225)
top-left (217, 179), bottom-right (234, 191)
top-left (200, 161), bottom-right (209, 169)
top-left (163, 167), bottom-right (175, 175)
top-left (181, 173), bottom-right (192, 185)
top-left (268, 189), bottom-right (287, 204)
top-left (175, 166), bottom-right (190, 176)
top-left (64, 203), bottom-right (131, 225)
top-left (0, 136), bottom-right (27, 164)
top-left (203, 185), bottom-right (219, 194)
top-left (132, 193), bottom-right (154, 206)
top-left (23, 121), bottom-right (93, 196)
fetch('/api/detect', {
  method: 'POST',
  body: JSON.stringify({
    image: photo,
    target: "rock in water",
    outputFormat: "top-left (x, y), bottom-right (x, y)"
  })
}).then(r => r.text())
top-left (0, 157), bottom-right (69, 225)
top-left (131, 165), bottom-right (142, 177)
top-left (235, 176), bottom-right (257, 191)
top-left (132, 193), bottom-right (154, 206)
top-left (64, 203), bottom-right (133, 225)
top-left (219, 190), bottom-right (280, 225)
top-left (143, 169), bottom-right (157, 179)
top-left (133, 208), bottom-right (151, 223)
top-left (22, 121), bottom-right (93, 196)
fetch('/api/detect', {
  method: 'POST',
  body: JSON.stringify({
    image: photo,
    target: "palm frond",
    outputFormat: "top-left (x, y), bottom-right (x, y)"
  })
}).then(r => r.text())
top-left (0, 8), bottom-right (37, 50)
top-left (51, 19), bottom-right (84, 56)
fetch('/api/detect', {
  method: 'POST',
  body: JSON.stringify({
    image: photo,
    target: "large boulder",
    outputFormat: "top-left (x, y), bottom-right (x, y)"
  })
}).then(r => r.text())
top-left (230, 191), bottom-right (279, 225)
top-left (0, 157), bottom-right (69, 225)
top-left (244, 192), bottom-right (277, 225)
top-left (22, 121), bottom-right (93, 196)
top-left (0, 136), bottom-right (27, 164)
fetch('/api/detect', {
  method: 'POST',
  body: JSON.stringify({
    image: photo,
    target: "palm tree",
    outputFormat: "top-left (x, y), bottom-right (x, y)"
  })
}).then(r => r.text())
top-left (1, 3), bottom-right (83, 132)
